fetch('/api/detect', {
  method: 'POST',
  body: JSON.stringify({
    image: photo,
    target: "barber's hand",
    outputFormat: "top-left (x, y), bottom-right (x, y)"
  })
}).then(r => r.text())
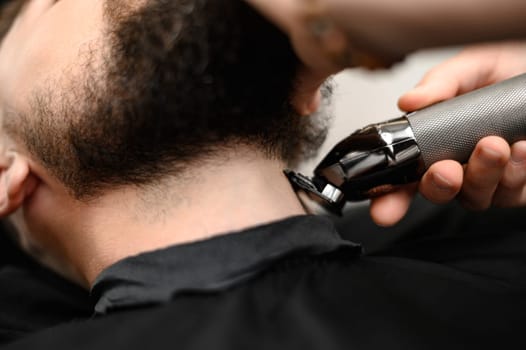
top-left (247, 0), bottom-right (399, 70)
top-left (370, 42), bottom-right (526, 226)
top-left (246, 0), bottom-right (396, 115)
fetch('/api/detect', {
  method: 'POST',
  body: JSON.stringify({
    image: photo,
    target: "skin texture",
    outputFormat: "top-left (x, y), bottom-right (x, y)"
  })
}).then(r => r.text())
top-left (0, 0), bottom-right (109, 283)
top-left (0, 0), bottom-right (324, 286)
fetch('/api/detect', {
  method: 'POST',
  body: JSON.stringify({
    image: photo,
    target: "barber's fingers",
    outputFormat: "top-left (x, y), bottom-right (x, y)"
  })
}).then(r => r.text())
top-left (492, 141), bottom-right (526, 207)
top-left (369, 185), bottom-right (417, 227)
top-left (398, 47), bottom-right (499, 112)
top-left (369, 138), bottom-right (522, 226)
top-left (459, 136), bottom-right (510, 210)
top-left (418, 160), bottom-right (463, 204)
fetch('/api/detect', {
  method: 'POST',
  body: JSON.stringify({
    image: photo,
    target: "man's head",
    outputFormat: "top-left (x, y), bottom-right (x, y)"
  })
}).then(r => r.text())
top-left (0, 0), bottom-right (329, 200)
top-left (0, 0), bottom-right (331, 282)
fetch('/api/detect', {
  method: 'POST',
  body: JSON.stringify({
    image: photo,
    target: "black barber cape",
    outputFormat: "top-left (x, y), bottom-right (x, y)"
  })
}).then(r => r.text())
top-left (2, 199), bottom-right (526, 350)
top-left (0, 227), bottom-right (92, 344)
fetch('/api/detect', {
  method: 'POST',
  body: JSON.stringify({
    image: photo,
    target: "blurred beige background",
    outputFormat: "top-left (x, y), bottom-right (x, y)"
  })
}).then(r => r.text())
top-left (299, 47), bottom-right (460, 174)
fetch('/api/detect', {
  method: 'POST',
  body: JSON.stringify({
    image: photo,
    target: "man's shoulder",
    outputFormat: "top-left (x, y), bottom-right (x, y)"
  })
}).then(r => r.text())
top-left (5, 202), bottom-right (526, 349)
top-left (4, 250), bottom-right (526, 350)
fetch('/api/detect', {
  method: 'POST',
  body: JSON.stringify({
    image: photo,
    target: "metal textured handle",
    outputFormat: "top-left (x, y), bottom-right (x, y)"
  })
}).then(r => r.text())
top-left (407, 73), bottom-right (526, 169)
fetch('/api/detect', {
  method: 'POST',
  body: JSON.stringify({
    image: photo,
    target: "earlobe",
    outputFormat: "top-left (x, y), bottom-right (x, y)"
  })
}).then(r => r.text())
top-left (0, 153), bottom-right (37, 217)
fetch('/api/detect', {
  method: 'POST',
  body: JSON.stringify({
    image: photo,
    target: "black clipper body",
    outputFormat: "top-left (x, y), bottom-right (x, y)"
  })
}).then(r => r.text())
top-left (315, 116), bottom-right (424, 201)
top-left (287, 72), bottom-right (526, 214)
top-left (286, 116), bottom-right (425, 214)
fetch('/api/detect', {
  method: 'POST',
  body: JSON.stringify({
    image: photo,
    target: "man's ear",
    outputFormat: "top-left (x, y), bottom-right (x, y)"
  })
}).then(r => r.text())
top-left (292, 67), bottom-right (327, 116)
top-left (0, 152), bottom-right (38, 217)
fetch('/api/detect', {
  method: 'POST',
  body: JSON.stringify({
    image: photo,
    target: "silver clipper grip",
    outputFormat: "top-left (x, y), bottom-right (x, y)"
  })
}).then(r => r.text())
top-left (407, 73), bottom-right (526, 169)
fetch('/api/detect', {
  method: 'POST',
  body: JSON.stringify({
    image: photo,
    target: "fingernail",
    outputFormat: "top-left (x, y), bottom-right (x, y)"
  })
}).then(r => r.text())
top-left (432, 173), bottom-right (452, 192)
top-left (511, 153), bottom-right (526, 165)
top-left (511, 143), bottom-right (526, 165)
top-left (480, 147), bottom-right (503, 167)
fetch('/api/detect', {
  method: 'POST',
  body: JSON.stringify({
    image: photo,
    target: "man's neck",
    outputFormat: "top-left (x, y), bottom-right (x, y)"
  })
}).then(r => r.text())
top-left (37, 151), bottom-right (307, 287)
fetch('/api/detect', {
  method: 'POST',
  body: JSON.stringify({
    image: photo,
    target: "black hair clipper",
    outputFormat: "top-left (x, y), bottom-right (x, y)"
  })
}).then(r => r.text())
top-left (286, 73), bottom-right (526, 214)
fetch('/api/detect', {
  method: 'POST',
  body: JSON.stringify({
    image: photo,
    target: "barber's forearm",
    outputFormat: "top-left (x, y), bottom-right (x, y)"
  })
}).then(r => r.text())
top-left (328, 0), bottom-right (526, 60)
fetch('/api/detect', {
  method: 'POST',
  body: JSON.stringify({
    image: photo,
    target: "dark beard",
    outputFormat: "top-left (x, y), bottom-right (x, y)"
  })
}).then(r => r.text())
top-left (9, 0), bottom-right (332, 199)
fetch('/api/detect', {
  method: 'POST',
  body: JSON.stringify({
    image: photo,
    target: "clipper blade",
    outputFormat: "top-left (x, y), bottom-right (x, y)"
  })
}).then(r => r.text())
top-left (284, 170), bottom-right (346, 215)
